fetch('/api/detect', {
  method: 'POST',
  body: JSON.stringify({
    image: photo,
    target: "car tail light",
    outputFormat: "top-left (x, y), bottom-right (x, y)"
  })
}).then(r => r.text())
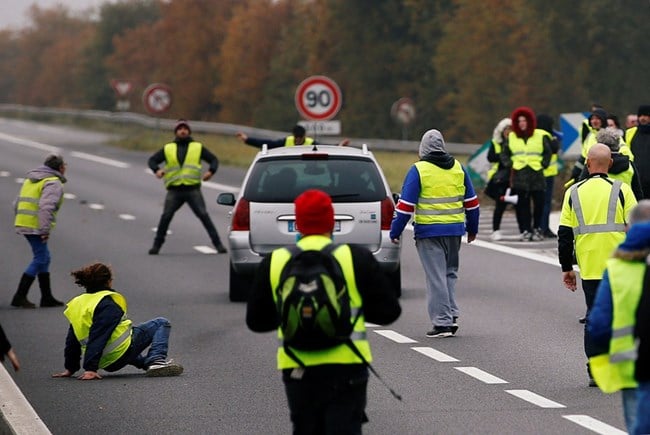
top-left (380, 196), bottom-right (394, 230)
top-left (231, 197), bottom-right (250, 231)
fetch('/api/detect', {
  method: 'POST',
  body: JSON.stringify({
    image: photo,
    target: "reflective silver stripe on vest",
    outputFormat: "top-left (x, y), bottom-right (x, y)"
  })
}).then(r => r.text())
top-left (610, 349), bottom-right (637, 363)
top-left (612, 326), bottom-right (634, 339)
top-left (416, 207), bottom-right (464, 215)
top-left (165, 174), bottom-right (201, 183)
top-left (101, 326), bottom-right (132, 357)
top-left (16, 210), bottom-right (39, 216)
top-left (571, 180), bottom-right (624, 236)
top-left (418, 195), bottom-right (464, 204)
top-left (277, 330), bottom-right (367, 345)
top-left (17, 197), bottom-right (39, 204)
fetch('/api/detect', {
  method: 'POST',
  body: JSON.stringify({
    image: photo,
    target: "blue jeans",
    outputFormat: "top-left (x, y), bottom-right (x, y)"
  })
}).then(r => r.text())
top-left (154, 188), bottom-right (221, 245)
top-left (624, 382), bottom-right (650, 435)
top-left (415, 236), bottom-right (460, 327)
top-left (24, 234), bottom-right (50, 276)
top-left (106, 317), bottom-right (171, 371)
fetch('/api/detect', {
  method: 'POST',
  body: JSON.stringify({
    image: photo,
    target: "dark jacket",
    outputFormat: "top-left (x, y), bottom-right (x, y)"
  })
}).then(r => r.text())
top-left (64, 293), bottom-right (124, 373)
top-left (578, 152), bottom-right (644, 200)
top-left (0, 324), bottom-right (12, 357)
top-left (629, 124), bottom-right (650, 199)
top-left (148, 136), bottom-right (219, 191)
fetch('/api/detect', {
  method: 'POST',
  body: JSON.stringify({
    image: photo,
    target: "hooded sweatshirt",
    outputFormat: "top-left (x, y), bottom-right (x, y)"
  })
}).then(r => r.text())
top-left (390, 129), bottom-right (480, 240)
top-left (14, 165), bottom-right (66, 235)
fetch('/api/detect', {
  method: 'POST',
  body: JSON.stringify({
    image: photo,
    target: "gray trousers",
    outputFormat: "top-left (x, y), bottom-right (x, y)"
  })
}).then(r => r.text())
top-left (415, 236), bottom-right (461, 327)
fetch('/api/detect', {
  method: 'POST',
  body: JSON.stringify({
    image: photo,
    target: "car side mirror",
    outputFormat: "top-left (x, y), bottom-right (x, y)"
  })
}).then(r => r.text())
top-left (217, 192), bottom-right (236, 206)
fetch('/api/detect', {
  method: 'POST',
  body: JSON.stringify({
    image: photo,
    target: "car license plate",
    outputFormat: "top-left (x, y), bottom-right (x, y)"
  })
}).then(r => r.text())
top-left (288, 221), bottom-right (340, 232)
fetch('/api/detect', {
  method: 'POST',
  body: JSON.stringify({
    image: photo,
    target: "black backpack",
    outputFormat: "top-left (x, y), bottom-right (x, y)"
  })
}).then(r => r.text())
top-left (276, 244), bottom-right (360, 353)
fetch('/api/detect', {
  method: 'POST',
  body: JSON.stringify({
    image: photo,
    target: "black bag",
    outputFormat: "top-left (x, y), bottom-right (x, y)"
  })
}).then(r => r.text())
top-left (485, 168), bottom-right (509, 200)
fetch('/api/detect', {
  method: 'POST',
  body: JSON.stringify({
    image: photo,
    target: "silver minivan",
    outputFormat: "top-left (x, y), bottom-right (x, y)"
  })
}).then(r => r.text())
top-left (217, 144), bottom-right (401, 301)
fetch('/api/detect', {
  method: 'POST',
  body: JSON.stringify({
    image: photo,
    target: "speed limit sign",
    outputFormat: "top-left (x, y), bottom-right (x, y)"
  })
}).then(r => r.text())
top-left (295, 75), bottom-right (342, 121)
top-left (143, 83), bottom-right (172, 115)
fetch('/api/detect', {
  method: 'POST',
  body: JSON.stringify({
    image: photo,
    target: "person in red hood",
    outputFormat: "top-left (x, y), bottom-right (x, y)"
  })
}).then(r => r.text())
top-left (501, 107), bottom-right (552, 241)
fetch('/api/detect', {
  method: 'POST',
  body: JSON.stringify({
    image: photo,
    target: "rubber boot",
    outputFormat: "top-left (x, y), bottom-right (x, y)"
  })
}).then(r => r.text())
top-left (38, 272), bottom-right (63, 307)
top-left (11, 273), bottom-right (36, 308)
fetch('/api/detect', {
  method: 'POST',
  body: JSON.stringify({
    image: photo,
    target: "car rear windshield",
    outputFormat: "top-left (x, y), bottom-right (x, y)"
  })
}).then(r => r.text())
top-left (244, 156), bottom-right (387, 203)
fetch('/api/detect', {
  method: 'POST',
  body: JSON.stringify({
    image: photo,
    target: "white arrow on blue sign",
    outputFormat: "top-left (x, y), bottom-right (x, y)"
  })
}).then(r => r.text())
top-left (559, 112), bottom-right (588, 157)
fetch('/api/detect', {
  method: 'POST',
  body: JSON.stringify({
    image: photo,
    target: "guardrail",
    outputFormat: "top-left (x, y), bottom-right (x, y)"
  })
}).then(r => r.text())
top-left (0, 104), bottom-right (481, 156)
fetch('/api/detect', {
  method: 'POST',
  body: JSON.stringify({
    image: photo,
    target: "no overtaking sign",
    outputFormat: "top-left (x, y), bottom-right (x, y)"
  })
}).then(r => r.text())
top-left (295, 75), bottom-right (342, 121)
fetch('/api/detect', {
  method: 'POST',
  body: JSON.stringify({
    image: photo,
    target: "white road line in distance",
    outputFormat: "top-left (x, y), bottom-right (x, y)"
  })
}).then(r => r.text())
top-left (455, 367), bottom-right (508, 384)
top-left (194, 245), bottom-right (216, 254)
top-left (88, 203), bottom-right (105, 210)
top-left (562, 415), bottom-right (627, 435)
top-left (70, 151), bottom-right (130, 168)
top-left (0, 171), bottom-right (10, 177)
top-left (203, 180), bottom-right (239, 192)
top-left (63, 193), bottom-right (77, 199)
top-left (412, 346), bottom-right (459, 362)
top-left (505, 389), bottom-right (566, 408)
top-left (364, 322), bottom-right (380, 328)
top-left (14, 178), bottom-right (24, 184)
top-left (119, 214), bottom-right (136, 221)
top-left (374, 330), bottom-right (417, 344)
top-left (0, 131), bottom-right (60, 153)
top-left (467, 239), bottom-right (560, 267)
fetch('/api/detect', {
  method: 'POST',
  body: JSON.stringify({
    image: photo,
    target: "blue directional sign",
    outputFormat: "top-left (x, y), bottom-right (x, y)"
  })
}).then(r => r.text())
top-left (559, 113), bottom-right (587, 157)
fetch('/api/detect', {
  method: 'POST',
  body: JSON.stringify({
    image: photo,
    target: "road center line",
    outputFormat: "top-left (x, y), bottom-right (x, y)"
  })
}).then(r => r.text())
top-left (70, 151), bottom-right (130, 168)
top-left (505, 389), bottom-right (566, 408)
top-left (373, 330), bottom-right (417, 344)
top-left (562, 415), bottom-right (626, 435)
top-left (411, 346), bottom-right (459, 362)
top-left (455, 367), bottom-right (508, 384)
top-left (194, 245), bottom-right (216, 254)
top-left (0, 131), bottom-right (60, 152)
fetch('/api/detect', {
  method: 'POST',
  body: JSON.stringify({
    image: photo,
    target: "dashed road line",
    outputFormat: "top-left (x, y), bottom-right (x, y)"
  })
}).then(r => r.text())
top-left (194, 245), bottom-right (217, 254)
top-left (562, 415), bottom-right (627, 435)
top-left (411, 346), bottom-right (459, 362)
top-left (0, 171), bottom-right (9, 177)
top-left (505, 389), bottom-right (566, 408)
top-left (119, 214), bottom-right (136, 221)
top-left (88, 203), bottom-right (105, 210)
top-left (454, 367), bottom-right (508, 384)
top-left (373, 330), bottom-right (417, 344)
top-left (63, 193), bottom-right (76, 199)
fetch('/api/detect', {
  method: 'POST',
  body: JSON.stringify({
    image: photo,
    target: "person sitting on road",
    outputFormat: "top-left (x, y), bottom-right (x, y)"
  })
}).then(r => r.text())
top-left (236, 125), bottom-right (349, 148)
top-left (52, 262), bottom-right (183, 380)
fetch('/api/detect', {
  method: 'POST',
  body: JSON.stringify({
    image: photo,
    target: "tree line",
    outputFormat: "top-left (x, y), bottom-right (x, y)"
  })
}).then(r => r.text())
top-left (0, 0), bottom-right (648, 143)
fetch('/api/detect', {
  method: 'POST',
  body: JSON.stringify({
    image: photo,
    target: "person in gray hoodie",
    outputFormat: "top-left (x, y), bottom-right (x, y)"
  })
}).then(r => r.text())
top-left (11, 153), bottom-right (67, 308)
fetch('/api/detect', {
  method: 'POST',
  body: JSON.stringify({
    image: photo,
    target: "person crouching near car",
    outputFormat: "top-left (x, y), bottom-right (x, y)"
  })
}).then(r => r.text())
top-left (52, 262), bottom-right (183, 380)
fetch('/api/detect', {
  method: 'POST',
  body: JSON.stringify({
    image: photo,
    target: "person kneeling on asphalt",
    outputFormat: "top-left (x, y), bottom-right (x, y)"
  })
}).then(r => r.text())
top-left (52, 262), bottom-right (183, 380)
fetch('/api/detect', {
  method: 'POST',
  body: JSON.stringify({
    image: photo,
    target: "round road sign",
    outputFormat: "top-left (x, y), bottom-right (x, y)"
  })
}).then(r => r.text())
top-left (295, 75), bottom-right (342, 121)
top-left (391, 97), bottom-right (416, 126)
top-left (143, 83), bottom-right (172, 115)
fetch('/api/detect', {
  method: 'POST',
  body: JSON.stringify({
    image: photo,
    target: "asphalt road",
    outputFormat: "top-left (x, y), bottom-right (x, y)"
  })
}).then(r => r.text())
top-left (0, 118), bottom-right (627, 435)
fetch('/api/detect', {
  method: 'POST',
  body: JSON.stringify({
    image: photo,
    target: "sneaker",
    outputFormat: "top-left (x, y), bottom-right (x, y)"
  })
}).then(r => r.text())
top-left (531, 228), bottom-right (544, 241)
top-left (145, 359), bottom-right (184, 377)
top-left (451, 317), bottom-right (459, 335)
top-left (520, 231), bottom-right (532, 241)
top-left (490, 230), bottom-right (503, 241)
top-left (426, 326), bottom-right (455, 338)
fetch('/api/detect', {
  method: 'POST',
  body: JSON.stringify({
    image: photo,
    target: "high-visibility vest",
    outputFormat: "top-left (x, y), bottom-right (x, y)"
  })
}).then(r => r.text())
top-left (487, 140), bottom-right (502, 181)
top-left (14, 176), bottom-right (63, 229)
top-left (608, 162), bottom-right (635, 187)
top-left (163, 142), bottom-right (202, 188)
top-left (541, 131), bottom-right (559, 177)
top-left (508, 129), bottom-right (546, 171)
top-left (64, 290), bottom-right (132, 369)
top-left (413, 160), bottom-right (465, 225)
top-left (269, 235), bottom-right (371, 369)
top-left (563, 177), bottom-right (630, 279)
top-left (284, 136), bottom-right (314, 146)
top-left (589, 258), bottom-right (645, 393)
top-left (625, 126), bottom-right (637, 145)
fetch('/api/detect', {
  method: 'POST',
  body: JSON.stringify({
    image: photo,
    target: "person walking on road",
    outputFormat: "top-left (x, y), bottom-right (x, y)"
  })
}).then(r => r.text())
top-left (52, 262), bottom-right (184, 380)
top-left (0, 323), bottom-right (20, 371)
top-left (390, 129), bottom-right (479, 338)
top-left (247, 189), bottom-right (401, 434)
top-left (11, 153), bottom-right (66, 308)
top-left (236, 124), bottom-right (349, 149)
top-left (558, 143), bottom-right (637, 386)
top-left (147, 119), bottom-right (226, 255)
top-left (586, 201), bottom-right (650, 435)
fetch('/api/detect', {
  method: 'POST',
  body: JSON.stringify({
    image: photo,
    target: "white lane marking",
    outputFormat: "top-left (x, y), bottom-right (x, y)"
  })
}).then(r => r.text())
top-left (505, 389), bottom-right (566, 408)
top-left (14, 177), bottom-right (24, 183)
top-left (455, 367), bottom-right (508, 384)
top-left (194, 245), bottom-right (216, 254)
top-left (0, 171), bottom-right (10, 177)
top-left (70, 151), bottom-right (130, 168)
top-left (465, 239), bottom-right (560, 267)
top-left (365, 322), bottom-right (380, 328)
top-left (374, 330), bottom-right (417, 344)
top-left (88, 203), bottom-right (104, 210)
top-left (562, 415), bottom-right (627, 435)
top-left (203, 180), bottom-right (240, 191)
top-left (119, 214), bottom-right (135, 221)
top-left (152, 228), bottom-right (172, 235)
top-left (0, 131), bottom-right (60, 152)
top-left (64, 193), bottom-right (77, 199)
top-left (412, 346), bottom-right (459, 362)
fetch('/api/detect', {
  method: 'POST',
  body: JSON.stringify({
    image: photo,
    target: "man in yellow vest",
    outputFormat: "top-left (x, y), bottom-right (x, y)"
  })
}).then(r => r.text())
top-left (587, 201), bottom-right (650, 434)
top-left (11, 153), bottom-right (67, 308)
top-left (52, 262), bottom-right (183, 380)
top-left (147, 119), bottom-right (226, 254)
top-left (236, 124), bottom-right (349, 149)
top-left (247, 189), bottom-right (400, 433)
top-left (558, 143), bottom-right (637, 386)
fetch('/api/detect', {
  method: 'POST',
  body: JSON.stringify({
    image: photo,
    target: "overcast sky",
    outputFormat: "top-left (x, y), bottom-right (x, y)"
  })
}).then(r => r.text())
top-left (0, 0), bottom-right (111, 30)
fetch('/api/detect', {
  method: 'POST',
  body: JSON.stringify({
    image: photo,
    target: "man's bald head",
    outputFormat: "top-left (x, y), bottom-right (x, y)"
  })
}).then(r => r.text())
top-left (586, 143), bottom-right (613, 174)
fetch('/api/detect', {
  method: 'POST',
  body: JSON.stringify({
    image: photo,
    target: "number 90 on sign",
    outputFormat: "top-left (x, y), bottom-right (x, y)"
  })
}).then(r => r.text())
top-left (295, 76), bottom-right (342, 121)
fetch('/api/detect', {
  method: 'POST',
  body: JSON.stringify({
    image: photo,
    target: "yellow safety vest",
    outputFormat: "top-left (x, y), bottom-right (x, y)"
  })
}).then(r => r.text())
top-left (582, 133), bottom-right (634, 161)
top-left (560, 177), bottom-right (634, 279)
top-left (284, 136), bottom-right (315, 146)
top-left (163, 142), bottom-right (202, 188)
top-left (269, 235), bottom-right (371, 369)
top-left (608, 163), bottom-right (635, 188)
top-left (487, 140), bottom-right (502, 181)
top-left (14, 176), bottom-right (63, 229)
top-left (625, 126), bottom-right (637, 146)
top-left (589, 258), bottom-right (645, 393)
top-left (413, 160), bottom-right (465, 225)
top-left (540, 131), bottom-right (559, 177)
top-left (64, 290), bottom-right (132, 369)
top-left (508, 129), bottom-right (546, 171)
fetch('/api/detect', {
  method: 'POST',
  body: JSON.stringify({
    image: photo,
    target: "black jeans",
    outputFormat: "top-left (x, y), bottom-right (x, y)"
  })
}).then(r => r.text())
top-left (154, 187), bottom-right (221, 245)
top-left (513, 189), bottom-right (545, 233)
top-left (582, 279), bottom-right (600, 358)
top-left (283, 365), bottom-right (368, 435)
